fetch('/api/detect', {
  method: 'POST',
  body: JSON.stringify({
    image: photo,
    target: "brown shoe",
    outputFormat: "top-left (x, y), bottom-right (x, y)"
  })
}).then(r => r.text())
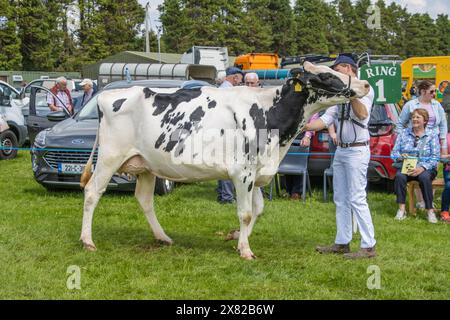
top-left (316, 243), bottom-right (350, 254)
top-left (290, 193), bottom-right (301, 200)
top-left (344, 247), bottom-right (377, 260)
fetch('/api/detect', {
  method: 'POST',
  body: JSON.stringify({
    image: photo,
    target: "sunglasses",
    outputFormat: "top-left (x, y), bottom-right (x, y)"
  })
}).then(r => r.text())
top-left (428, 90), bottom-right (436, 94)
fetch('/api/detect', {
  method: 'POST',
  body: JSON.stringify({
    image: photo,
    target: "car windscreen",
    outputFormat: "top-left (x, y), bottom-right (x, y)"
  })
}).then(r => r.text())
top-left (369, 104), bottom-right (391, 125)
top-left (76, 95), bottom-right (99, 120)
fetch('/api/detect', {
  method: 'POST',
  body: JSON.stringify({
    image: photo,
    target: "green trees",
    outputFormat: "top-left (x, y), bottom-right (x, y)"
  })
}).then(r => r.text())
top-left (160, 0), bottom-right (297, 56)
top-left (74, 0), bottom-right (144, 68)
top-left (294, 0), bottom-right (330, 55)
top-left (239, 0), bottom-right (273, 54)
top-left (0, 0), bottom-right (144, 72)
top-left (404, 13), bottom-right (440, 57)
top-left (267, 0), bottom-right (296, 56)
top-left (434, 14), bottom-right (450, 56)
top-left (158, 0), bottom-right (450, 58)
top-left (159, 0), bottom-right (191, 53)
top-left (0, 0), bottom-right (22, 70)
top-left (14, 0), bottom-right (56, 71)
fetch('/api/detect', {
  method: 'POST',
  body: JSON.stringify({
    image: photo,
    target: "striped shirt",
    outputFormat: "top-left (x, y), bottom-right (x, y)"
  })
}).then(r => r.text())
top-left (47, 90), bottom-right (71, 111)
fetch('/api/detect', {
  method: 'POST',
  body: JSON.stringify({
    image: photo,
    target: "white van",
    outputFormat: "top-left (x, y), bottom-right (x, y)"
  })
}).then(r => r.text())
top-left (0, 80), bottom-right (28, 147)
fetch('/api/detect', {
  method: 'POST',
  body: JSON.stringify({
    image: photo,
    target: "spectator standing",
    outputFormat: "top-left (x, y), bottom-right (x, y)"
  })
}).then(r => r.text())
top-left (80, 79), bottom-right (96, 108)
top-left (48, 77), bottom-right (73, 114)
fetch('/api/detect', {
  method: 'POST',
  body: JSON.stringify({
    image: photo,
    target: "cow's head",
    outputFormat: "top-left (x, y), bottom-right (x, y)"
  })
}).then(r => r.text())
top-left (289, 61), bottom-right (370, 120)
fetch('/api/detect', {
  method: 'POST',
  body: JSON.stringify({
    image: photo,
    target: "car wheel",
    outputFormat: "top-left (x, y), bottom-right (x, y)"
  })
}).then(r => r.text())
top-left (0, 130), bottom-right (18, 160)
top-left (155, 178), bottom-right (175, 195)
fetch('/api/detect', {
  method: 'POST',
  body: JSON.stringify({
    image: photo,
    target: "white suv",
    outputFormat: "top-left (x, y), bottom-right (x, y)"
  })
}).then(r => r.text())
top-left (0, 80), bottom-right (27, 148)
top-left (0, 114), bottom-right (18, 159)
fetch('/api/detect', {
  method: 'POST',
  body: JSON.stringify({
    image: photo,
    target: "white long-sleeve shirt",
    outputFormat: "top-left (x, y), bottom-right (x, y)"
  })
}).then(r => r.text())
top-left (320, 87), bottom-right (374, 144)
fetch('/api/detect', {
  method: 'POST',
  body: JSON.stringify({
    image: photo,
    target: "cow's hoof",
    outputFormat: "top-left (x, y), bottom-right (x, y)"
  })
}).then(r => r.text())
top-left (225, 229), bottom-right (240, 241)
top-left (82, 241), bottom-right (97, 252)
top-left (240, 250), bottom-right (257, 260)
top-left (156, 237), bottom-right (173, 246)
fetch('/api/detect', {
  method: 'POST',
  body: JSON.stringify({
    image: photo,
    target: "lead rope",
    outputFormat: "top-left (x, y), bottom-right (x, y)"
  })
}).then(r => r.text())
top-left (339, 103), bottom-right (345, 144)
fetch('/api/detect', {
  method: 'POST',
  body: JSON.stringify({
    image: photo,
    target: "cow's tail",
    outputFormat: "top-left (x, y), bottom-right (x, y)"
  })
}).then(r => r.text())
top-left (80, 128), bottom-right (99, 189)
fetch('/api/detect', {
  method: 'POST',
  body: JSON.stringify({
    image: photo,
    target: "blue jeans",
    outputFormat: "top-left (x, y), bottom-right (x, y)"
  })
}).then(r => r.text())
top-left (217, 180), bottom-right (234, 202)
top-left (442, 165), bottom-right (450, 212)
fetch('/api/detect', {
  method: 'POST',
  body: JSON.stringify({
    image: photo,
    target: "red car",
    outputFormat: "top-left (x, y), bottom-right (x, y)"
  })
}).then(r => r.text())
top-left (307, 103), bottom-right (400, 186)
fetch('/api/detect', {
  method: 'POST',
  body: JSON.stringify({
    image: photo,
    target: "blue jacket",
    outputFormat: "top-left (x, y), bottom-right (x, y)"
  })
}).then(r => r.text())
top-left (391, 128), bottom-right (440, 171)
top-left (396, 98), bottom-right (448, 147)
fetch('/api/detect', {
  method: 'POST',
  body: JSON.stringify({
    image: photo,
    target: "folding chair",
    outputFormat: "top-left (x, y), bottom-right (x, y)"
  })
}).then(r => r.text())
top-left (269, 143), bottom-right (311, 201)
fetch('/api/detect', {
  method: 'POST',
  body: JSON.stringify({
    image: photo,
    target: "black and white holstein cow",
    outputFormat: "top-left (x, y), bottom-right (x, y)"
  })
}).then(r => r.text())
top-left (80, 61), bottom-right (370, 260)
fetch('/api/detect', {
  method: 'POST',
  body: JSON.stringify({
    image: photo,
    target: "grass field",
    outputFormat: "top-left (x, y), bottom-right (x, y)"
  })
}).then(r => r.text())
top-left (1, 151), bottom-right (449, 299)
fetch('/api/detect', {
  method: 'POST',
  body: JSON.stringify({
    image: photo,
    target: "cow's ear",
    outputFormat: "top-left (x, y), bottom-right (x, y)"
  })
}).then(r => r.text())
top-left (290, 68), bottom-right (304, 79)
top-left (292, 78), bottom-right (305, 92)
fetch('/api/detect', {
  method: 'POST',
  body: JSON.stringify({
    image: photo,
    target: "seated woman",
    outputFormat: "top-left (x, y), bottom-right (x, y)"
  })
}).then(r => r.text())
top-left (391, 108), bottom-right (440, 223)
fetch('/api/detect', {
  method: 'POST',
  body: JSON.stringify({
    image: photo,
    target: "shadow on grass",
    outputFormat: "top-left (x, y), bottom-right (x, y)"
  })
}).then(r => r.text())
top-left (86, 222), bottom-right (313, 257)
top-left (60, 212), bottom-right (329, 262)
top-left (90, 224), bottom-right (238, 254)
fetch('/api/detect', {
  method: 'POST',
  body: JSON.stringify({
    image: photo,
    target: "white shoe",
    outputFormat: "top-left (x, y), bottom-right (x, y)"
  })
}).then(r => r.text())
top-left (416, 201), bottom-right (426, 209)
top-left (427, 212), bottom-right (438, 224)
top-left (395, 210), bottom-right (406, 220)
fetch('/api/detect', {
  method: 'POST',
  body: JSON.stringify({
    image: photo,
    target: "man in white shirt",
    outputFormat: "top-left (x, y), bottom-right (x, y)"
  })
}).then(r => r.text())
top-left (304, 55), bottom-right (377, 259)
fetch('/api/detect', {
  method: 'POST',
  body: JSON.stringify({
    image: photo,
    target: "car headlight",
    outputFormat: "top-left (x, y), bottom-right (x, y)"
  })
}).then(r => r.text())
top-left (31, 153), bottom-right (39, 172)
top-left (34, 129), bottom-right (49, 148)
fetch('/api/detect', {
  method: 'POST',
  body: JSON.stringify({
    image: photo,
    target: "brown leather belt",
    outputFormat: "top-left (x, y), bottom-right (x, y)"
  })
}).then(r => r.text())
top-left (338, 141), bottom-right (370, 148)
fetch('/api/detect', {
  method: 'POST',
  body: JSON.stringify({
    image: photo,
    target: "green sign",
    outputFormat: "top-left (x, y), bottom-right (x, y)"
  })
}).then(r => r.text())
top-left (360, 63), bottom-right (402, 104)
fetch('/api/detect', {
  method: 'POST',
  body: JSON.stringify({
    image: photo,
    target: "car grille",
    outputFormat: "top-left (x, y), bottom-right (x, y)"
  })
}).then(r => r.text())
top-left (43, 150), bottom-right (98, 169)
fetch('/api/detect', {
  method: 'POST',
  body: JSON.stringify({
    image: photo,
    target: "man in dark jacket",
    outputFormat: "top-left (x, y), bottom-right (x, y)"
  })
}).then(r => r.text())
top-left (80, 78), bottom-right (97, 108)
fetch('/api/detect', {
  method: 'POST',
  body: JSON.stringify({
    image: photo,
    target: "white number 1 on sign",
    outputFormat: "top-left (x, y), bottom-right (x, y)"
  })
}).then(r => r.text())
top-left (375, 79), bottom-right (386, 103)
